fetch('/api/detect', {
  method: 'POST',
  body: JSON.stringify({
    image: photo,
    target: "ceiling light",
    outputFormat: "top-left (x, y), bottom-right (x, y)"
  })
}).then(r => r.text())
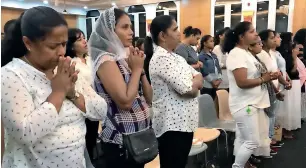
top-left (111, 2), bottom-right (116, 6)
top-left (84, 6), bottom-right (88, 9)
top-left (43, 0), bottom-right (48, 4)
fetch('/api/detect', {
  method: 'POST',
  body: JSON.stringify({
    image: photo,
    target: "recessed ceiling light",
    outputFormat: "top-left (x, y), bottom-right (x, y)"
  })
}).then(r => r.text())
top-left (84, 6), bottom-right (88, 9)
top-left (111, 2), bottom-right (116, 6)
top-left (43, 0), bottom-right (48, 4)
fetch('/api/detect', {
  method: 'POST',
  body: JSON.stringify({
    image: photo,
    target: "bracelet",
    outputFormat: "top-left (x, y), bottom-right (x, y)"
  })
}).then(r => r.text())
top-left (259, 77), bottom-right (264, 84)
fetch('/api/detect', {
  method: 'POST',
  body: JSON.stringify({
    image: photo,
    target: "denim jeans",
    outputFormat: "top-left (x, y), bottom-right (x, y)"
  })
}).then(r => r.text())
top-left (269, 101), bottom-right (279, 139)
top-left (232, 106), bottom-right (261, 168)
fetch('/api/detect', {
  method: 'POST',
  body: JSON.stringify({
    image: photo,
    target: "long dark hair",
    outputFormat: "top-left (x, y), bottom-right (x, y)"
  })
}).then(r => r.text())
top-left (199, 35), bottom-right (213, 53)
top-left (1, 6), bottom-right (67, 67)
top-left (277, 32), bottom-right (294, 71)
top-left (66, 28), bottom-right (86, 58)
top-left (223, 21), bottom-right (252, 53)
top-left (3, 19), bottom-right (17, 34)
top-left (144, 15), bottom-right (175, 84)
top-left (293, 28), bottom-right (306, 60)
top-left (214, 27), bottom-right (230, 45)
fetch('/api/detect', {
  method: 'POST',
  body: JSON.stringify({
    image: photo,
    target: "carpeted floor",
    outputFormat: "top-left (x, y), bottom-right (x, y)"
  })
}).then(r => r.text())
top-left (260, 124), bottom-right (306, 168)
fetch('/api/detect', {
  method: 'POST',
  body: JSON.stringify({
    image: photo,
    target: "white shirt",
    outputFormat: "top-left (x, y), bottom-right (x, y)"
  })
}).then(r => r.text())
top-left (226, 47), bottom-right (270, 113)
top-left (149, 46), bottom-right (199, 137)
top-left (257, 50), bottom-right (279, 87)
top-left (271, 50), bottom-right (287, 79)
top-left (72, 56), bottom-right (92, 85)
top-left (1, 58), bottom-right (107, 168)
top-left (213, 45), bottom-right (229, 88)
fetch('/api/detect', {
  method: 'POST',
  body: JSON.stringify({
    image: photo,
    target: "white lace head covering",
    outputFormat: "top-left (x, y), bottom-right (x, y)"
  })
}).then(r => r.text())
top-left (89, 7), bottom-right (127, 77)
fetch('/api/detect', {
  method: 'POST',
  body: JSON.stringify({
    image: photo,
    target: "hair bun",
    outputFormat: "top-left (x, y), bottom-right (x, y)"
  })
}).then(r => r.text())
top-left (183, 26), bottom-right (193, 35)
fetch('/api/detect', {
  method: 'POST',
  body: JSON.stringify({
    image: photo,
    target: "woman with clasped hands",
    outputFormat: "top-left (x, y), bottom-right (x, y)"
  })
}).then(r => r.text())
top-left (1, 6), bottom-right (107, 168)
top-left (89, 7), bottom-right (152, 168)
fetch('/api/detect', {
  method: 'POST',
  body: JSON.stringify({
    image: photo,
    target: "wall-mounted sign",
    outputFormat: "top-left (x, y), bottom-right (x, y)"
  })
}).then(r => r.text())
top-left (146, 19), bottom-right (152, 31)
top-left (242, 11), bottom-right (254, 22)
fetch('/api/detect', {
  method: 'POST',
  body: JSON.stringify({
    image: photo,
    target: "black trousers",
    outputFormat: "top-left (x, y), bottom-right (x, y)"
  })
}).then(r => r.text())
top-left (158, 131), bottom-right (194, 168)
top-left (85, 119), bottom-right (99, 161)
top-left (102, 142), bottom-right (144, 168)
top-left (200, 87), bottom-right (217, 100)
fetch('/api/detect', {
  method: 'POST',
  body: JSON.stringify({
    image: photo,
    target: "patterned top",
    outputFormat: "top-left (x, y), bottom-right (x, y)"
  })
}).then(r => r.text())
top-left (95, 59), bottom-right (151, 144)
top-left (1, 58), bottom-right (107, 168)
top-left (149, 46), bottom-right (199, 137)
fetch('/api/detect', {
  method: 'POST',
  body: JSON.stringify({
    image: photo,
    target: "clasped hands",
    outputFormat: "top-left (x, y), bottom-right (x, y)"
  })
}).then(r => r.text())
top-left (194, 61), bottom-right (203, 69)
top-left (261, 71), bottom-right (280, 82)
top-left (212, 80), bottom-right (222, 89)
top-left (127, 46), bottom-right (145, 72)
top-left (52, 56), bottom-right (79, 99)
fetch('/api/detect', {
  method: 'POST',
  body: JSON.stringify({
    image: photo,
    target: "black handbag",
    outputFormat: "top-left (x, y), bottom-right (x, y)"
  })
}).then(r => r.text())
top-left (122, 127), bottom-right (159, 164)
top-left (108, 110), bottom-right (158, 164)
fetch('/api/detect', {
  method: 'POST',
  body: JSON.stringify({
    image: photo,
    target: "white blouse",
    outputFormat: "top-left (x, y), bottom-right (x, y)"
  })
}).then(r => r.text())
top-left (149, 46), bottom-right (199, 137)
top-left (257, 50), bottom-right (279, 87)
top-left (213, 45), bottom-right (229, 88)
top-left (1, 58), bottom-right (107, 168)
top-left (72, 56), bottom-right (92, 86)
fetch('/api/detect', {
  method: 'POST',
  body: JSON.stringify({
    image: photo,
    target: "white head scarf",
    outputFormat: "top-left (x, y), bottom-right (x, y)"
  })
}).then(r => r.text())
top-left (89, 7), bottom-right (127, 77)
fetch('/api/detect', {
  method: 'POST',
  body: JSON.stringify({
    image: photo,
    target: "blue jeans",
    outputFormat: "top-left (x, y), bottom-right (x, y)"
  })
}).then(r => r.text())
top-left (269, 101), bottom-right (279, 139)
top-left (269, 117), bottom-right (276, 139)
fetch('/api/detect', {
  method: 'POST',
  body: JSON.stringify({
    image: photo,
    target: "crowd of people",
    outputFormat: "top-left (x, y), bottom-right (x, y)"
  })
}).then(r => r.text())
top-left (1, 5), bottom-right (306, 168)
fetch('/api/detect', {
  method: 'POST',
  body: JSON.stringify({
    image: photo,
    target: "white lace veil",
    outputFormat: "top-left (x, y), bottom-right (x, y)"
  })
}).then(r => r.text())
top-left (89, 7), bottom-right (127, 78)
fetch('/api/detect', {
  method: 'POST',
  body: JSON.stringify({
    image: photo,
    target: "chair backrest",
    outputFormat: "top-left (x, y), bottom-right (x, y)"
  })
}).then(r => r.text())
top-left (216, 90), bottom-right (233, 121)
top-left (198, 94), bottom-right (219, 127)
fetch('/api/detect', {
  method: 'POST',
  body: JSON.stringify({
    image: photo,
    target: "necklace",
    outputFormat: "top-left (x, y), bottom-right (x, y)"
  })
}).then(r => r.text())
top-left (23, 56), bottom-right (32, 66)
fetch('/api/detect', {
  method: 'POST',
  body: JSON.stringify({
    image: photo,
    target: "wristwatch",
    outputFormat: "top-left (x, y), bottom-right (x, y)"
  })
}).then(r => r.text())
top-left (68, 91), bottom-right (80, 101)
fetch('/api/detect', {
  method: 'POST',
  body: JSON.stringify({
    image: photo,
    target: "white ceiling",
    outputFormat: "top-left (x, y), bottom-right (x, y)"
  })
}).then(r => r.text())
top-left (28, 0), bottom-right (178, 10)
top-left (1, 0), bottom-right (177, 15)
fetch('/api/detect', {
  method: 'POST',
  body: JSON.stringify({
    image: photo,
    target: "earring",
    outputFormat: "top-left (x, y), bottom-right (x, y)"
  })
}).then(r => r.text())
top-left (28, 48), bottom-right (31, 51)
